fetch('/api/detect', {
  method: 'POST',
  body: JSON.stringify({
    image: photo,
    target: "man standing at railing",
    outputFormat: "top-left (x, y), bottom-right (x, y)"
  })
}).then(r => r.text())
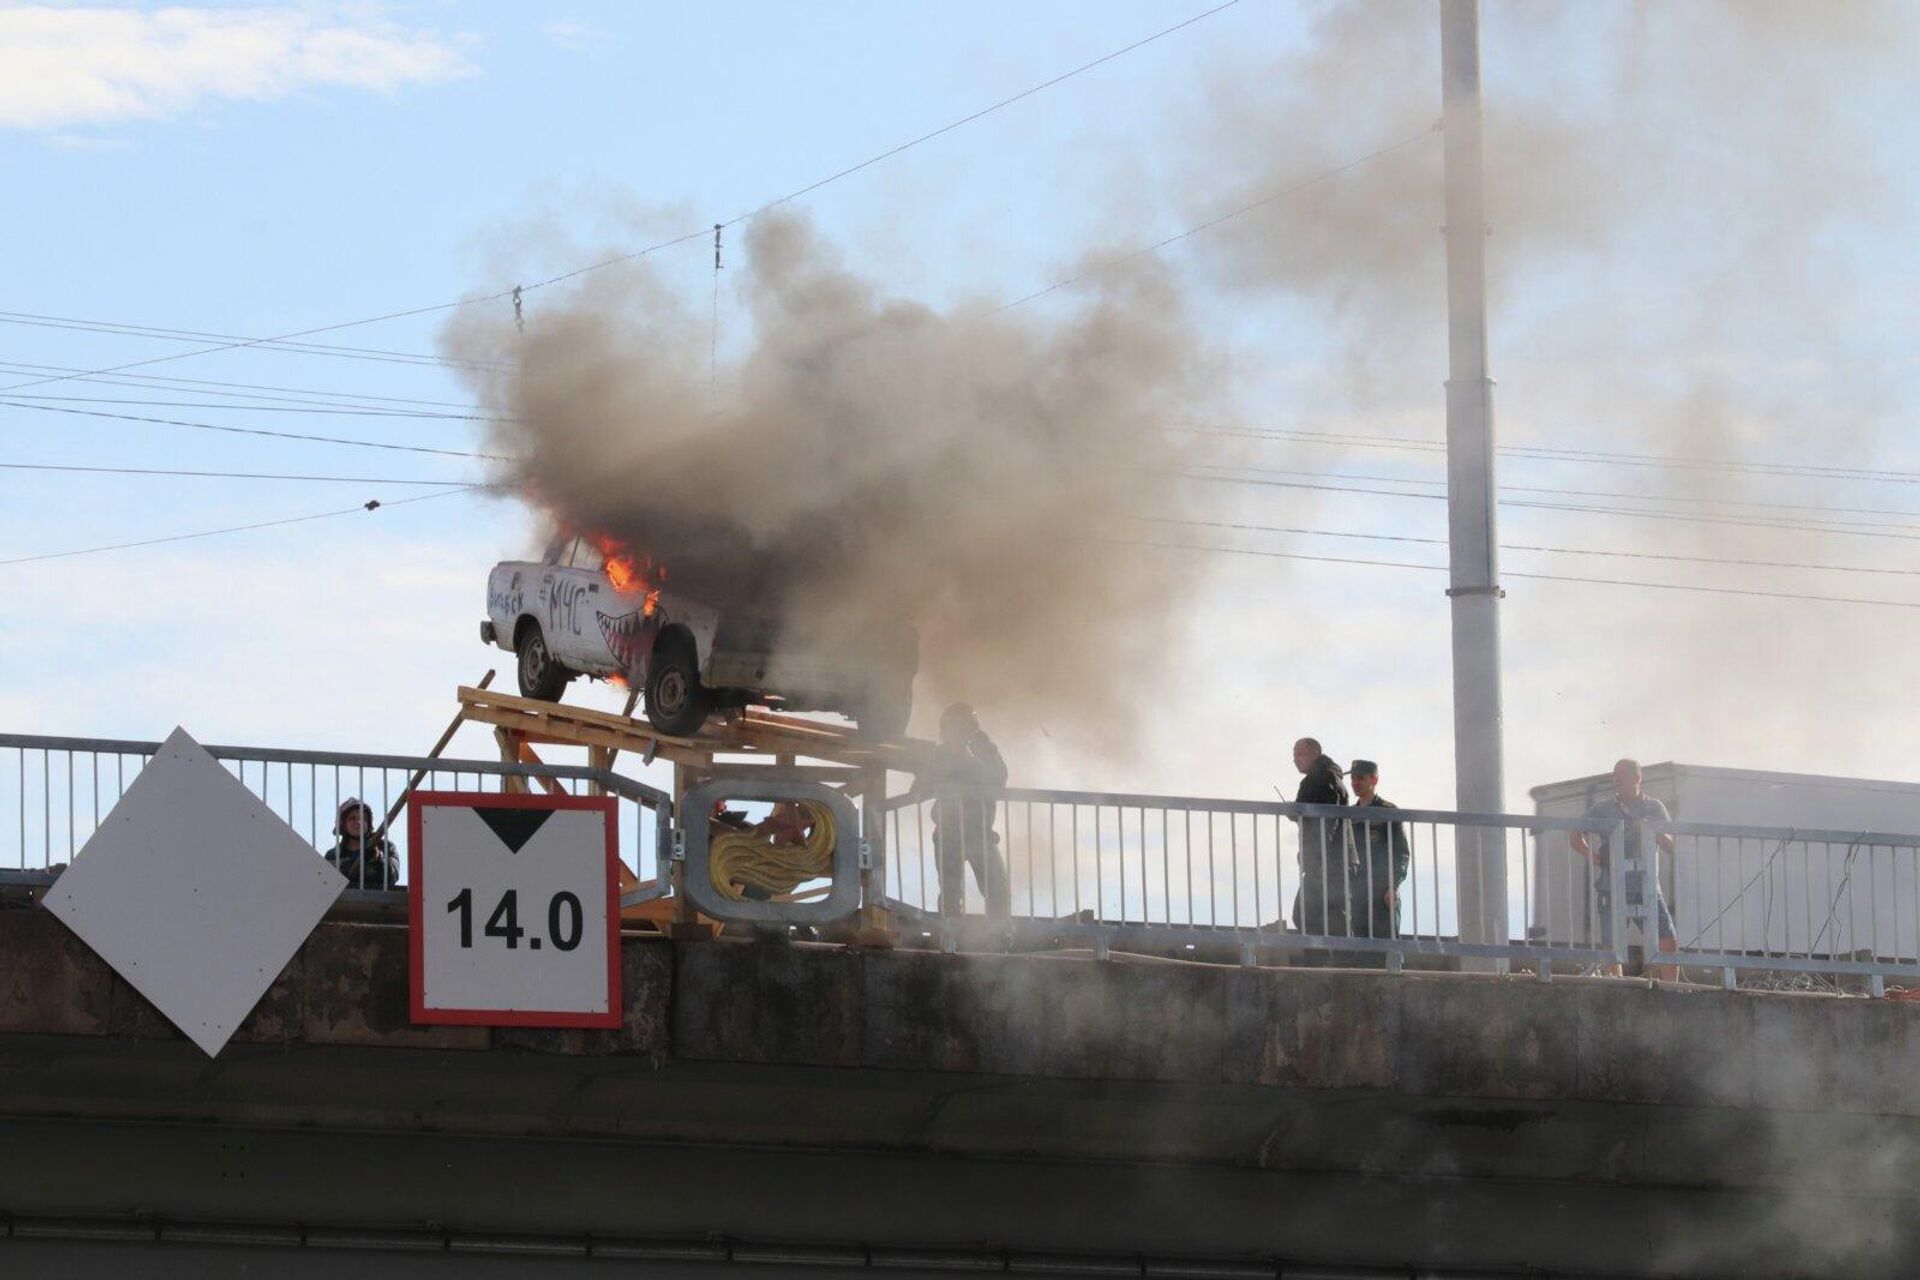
top-left (926, 703), bottom-right (1011, 919)
top-left (1568, 759), bottom-right (1678, 980)
top-left (324, 798), bottom-right (402, 891)
top-left (1348, 760), bottom-right (1411, 944)
top-left (1289, 738), bottom-right (1352, 944)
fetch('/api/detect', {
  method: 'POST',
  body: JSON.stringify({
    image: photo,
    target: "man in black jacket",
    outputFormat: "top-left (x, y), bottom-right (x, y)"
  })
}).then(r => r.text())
top-left (324, 798), bottom-right (402, 890)
top-left (1347, 759), bottom-right (1411, 941)
top-left (1289, 737), bottom-right (1351, 937)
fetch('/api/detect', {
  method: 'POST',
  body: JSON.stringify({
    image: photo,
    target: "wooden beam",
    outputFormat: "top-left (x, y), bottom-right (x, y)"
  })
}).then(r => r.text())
top-left (507, 739), bottom-right (567, 798)
top-left (602, 687), bottom-right (643, 771)
top-left (378, 669), bottom-right (493, 836)
top-left (460, 686), bottom-right (706, 747)
top-left (472, 705), bottom-right (710, 767)
top-left (493, 728), bottom-right (529, 793)
top-left (458, 684), bottom-right (935, 772)
top-left (703, 764), bottom-right (864, 785)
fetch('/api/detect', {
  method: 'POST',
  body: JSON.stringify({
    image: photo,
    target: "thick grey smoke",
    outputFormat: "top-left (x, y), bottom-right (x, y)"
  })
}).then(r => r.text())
top-left (1191, 0), bottom-right (1913, 390)
top-left (1178, 0), bottom-right (1913, 468)
top-left (443, 214), bottom-right (1212, 750)
top-left (1161, 0), bottom-right (1920, 786)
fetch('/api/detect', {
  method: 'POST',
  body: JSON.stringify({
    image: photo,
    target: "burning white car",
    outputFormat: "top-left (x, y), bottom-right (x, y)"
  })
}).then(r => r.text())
top-left (482, 535), bottom-right (916, 739)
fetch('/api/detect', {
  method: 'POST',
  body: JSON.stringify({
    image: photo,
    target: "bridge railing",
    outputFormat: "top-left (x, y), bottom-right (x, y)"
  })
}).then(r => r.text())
top-left (15, 729), bottom-right (1920, 988)
top-left (0, 732), bottom-right (673, 893)
top-left (1653, 818), bottom-right (1920, 992)
top-left (876, 785), bottom-right (1629, 970)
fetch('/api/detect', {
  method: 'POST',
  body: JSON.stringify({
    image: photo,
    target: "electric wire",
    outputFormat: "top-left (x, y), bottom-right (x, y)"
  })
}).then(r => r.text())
top-left (988, 123), bottom-right (1437, 316)
top-left (15, 389), bottom-right (1916, 549)
top-left (1139, 516), bottom-right (1920, 577)
top-left (0, 229), bottom-right (703, 396)
top-left (1174, 422), bottom-right (1920, 487)
top-left (0, 488), bottom-right (476, 567)
top-left (1175, 469), bottom-right (1920, 541)
top-left (0, 360), bottom-right (491, 412)
top-left (0, 462), bottom-right (479, 485)
top-left (4, 394), bottom-right (504, 420)
top-left (0, 311), bottom-right (507, 373)
top-left (11, 364), bottom-right (1911, 518)
top-left (0, 1), bottom-right (1245, 396)
top-left (723, 0), bottom-right (1244, 226)
top-left (0, 400), bottom-right (505, 461)
top-left (1182, 459), bottom-right (1920, 523)
top-left (1107, 537), bottom-right (1920, 611)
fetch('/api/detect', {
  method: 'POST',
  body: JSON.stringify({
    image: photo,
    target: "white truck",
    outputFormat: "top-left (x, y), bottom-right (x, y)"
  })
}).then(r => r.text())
top-left (482, 535), bottom-right (917, 739)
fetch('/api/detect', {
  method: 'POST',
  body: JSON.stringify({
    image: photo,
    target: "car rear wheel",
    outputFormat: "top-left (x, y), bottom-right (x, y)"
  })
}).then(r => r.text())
top-left (516, 622), bottom-right (571, 701)
top-left (645, 636), bottom-right (712, 736)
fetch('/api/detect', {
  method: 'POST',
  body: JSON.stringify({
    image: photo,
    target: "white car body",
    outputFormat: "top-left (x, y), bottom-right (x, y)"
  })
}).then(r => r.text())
top-left (482, 535), bottom-right (917, 736)
top-left (484, 536), bottom-right (719, 685)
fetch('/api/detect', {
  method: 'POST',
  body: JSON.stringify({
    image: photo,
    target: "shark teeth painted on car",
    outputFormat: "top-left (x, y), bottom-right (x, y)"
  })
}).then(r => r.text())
top-left (597, 608), bottom-right (656, 671)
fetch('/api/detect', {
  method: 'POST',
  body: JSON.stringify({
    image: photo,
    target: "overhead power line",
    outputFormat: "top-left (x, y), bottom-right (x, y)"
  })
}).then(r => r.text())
top-left (0, 311), bottom-right (507, 374)
top-left (725, 0), bottom-right (1244, 226)
top-left (1110, 537), bottom-right (1920, 611)
top-left (1174, 469), bottom-right (1920, 542)
top-left (0, 489), bottom-right (475, 567)
top-left (0, 462), bottom-right (479, 486)
top-left (990, 123), bottom-right (1437, 316)
top-left (0, 360), bottom-right (491, 412)
top-left (1141, 516), bottom-right (1920, 577)
top-left (1182, 461), bottom-right (1920, 525)
top-left (5, 394), bottom-right (504, 421)
top-left (0, 2), bottom-right (1244, 397)
top-left (1174, 422), bottom-right (1920, 488)
top-left (0, 400), bottom-right (505, 461)
top-left (0, 226), bottom-right (711, 397)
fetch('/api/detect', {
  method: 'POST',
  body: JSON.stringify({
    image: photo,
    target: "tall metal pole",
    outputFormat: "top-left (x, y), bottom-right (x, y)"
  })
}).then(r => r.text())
top-left (1440, 0), bottom-right (1507, 949)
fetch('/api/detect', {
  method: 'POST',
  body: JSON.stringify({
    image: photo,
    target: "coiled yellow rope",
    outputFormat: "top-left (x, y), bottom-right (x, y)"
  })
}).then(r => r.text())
top-left (708, 801), bottom-right (837, 900)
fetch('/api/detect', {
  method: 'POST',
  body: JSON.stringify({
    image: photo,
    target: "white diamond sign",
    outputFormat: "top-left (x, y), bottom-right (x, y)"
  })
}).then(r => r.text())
top-left (41, 726), bottom-right (345, 1056)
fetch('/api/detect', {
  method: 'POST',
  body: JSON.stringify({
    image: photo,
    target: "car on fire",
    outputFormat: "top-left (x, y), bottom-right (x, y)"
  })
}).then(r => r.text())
top-left (482, 535), bottom-right (917, 739)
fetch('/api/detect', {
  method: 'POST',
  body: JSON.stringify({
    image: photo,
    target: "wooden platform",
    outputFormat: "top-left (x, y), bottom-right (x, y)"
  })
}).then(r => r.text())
top-left (451, 685), bottom-right (917, 943)
top-left (455, 685), bottom-right (936, 773)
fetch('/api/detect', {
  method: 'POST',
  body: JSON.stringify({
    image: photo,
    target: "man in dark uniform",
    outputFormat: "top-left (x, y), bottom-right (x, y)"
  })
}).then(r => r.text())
top-left (324, 798), bottom-right (402, 889)
top-left (1288, 737), bottom-right (1351, 938)
top-left (1347, 759), bottom-right (1411, 942)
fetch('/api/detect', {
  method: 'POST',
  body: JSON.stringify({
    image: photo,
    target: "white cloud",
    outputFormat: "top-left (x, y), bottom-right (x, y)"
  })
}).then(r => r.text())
top-left (0, 5), bottom-right (474, 130)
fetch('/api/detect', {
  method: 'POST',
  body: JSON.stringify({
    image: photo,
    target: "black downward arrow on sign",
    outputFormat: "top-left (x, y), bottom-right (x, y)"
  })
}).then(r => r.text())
top-left (476, 807), bottom-right (555, 854)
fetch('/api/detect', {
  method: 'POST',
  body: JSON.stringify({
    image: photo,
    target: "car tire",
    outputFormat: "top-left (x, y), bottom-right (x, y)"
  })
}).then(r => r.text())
top-left (645, 635), bottom-right (712, 736)
top-left (516, 622), bottom-right (571, 701)
top-left (857, 679), bottom-right (913, 741)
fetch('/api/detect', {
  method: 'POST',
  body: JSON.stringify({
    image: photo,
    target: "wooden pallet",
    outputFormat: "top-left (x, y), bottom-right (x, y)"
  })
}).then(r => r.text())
top-left (455, 685), bottom-right (936, 772)
top-left (455, 685), bottom-right (919, 944)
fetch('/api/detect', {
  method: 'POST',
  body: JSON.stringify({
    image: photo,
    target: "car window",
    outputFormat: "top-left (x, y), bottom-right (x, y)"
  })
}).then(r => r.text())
top-left (542, 535), bottom-right (573, 566)
top-left (570, 541), bottom-right (606, 572)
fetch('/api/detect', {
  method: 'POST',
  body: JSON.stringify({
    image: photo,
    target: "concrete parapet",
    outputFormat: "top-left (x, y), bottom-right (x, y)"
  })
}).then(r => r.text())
top-left (2, 908), bottom-right (1918, 1276)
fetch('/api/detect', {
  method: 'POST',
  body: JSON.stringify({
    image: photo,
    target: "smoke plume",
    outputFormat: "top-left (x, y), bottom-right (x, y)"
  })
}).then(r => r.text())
top-left (443, 214), bottom-right (1212, 751)
top-left (1152, 0), bottom-right (1920, 794)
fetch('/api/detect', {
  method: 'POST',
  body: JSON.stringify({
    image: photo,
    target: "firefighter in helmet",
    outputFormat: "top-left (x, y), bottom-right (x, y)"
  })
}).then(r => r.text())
top-left (324, 797), bottom-right (402, 889)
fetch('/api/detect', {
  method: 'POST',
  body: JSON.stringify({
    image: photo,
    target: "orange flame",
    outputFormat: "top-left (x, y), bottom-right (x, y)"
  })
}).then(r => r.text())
top-left (591, 533), bottom-right (667, 617)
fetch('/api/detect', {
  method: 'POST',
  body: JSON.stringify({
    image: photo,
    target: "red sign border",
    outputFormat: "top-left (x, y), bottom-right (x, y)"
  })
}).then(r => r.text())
top-left (408, 790), bottom-right (622, 1029)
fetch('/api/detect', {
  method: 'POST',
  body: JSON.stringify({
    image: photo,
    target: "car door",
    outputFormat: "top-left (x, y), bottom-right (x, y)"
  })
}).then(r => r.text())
top-left (563, 539), bottom-right (621, 671)
top-left (537, 538), bottom-right (609, 672)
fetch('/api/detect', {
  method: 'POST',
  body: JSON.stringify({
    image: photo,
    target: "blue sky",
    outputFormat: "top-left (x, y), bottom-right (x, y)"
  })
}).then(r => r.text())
top-left (4, 1), bottom-right (1919, 814)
